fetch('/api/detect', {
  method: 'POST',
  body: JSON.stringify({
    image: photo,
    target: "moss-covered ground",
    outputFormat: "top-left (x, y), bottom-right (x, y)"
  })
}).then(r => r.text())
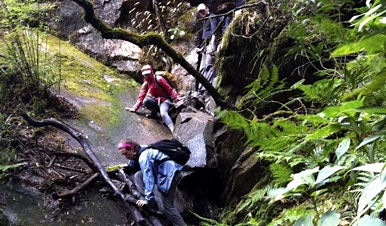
top-left (40, 34), bottom-right (139, 128)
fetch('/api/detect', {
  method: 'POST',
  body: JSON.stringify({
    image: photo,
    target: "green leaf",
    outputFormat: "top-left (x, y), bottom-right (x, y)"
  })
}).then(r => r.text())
top-left (306, 124), bottom-right (342, 140)
top-left (0, 162), bottom-right (27, 172)
top-left (342, 71), bottom-right (386, 100)
top-left (105, 164), bottom-right (127, 172)
top-left (331, 42), bottom-right (363, 57)
top-left (270, 163), bottom-right (292, 185)
top-left (355, 107), bottom-right (386, 114)
top-left (268, 187), bottom-right (288, 201)
top-left (311, 188), bottom-right (328, 197)
top-left (356, 134), bottom-right (383, 150)
top-left (355, 215), bottom-right (386, 226)
top-left (373, 116), bottom-right (386, 131)
top-left (314, 165), bottom-right (346, 188)
top-left (352, 163), bottom-right (385, 173)
top-left (357, 174), bottom-right (386, 217)
top-left (294, 213), bottom-right (314, 226)
top-left (335, 138), bottom-right (350, 160)
top-left (291, 79), bottom-right (305, 89)
top-left (317, 210), bottom-right (340, 226)
top-left (369, 142), bottom-right (376, 163)
top-left (297, 114), bottom-right (331, 124)
top-left (321, 101), bottom-right (364, 118)
top-left (332, 34), bottom-right (386, 56)
top-left (217, 110), bottom-right (250, 129)
top-left (287, 167), bottom-right (319, 190)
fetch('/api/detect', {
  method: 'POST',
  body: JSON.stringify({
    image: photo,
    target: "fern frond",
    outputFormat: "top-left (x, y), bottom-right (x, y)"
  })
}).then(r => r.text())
top-left (236, 185), bottom-right (273, 214)
top-left (270, 163), bottom-right (293, 186)
top-left (240, 64), bottom-right (286, 107)
top-left (217, 110), bottom-right (250, 129)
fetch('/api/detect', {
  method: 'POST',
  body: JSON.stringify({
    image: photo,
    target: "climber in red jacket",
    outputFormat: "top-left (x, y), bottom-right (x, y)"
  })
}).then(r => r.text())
top-left (126, 64), bottom-right (179, 133)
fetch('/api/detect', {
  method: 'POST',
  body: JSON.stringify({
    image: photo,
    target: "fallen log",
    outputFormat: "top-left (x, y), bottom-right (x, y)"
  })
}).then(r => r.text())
top-left (20, 111), bottom-right (164, 219)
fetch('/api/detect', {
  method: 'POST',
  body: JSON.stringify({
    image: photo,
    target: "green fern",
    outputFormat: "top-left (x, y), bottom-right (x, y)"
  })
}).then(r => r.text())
top-left (191, 211), bottom-right (227, 226)
top-left (236, 185), bottom-right (273, 214)
top-left (267, 206), bottom-right (315, 226)
top-left (270, 163), bottom-right (293, 187)
top-left (237, 64), bottom-right (285, 109)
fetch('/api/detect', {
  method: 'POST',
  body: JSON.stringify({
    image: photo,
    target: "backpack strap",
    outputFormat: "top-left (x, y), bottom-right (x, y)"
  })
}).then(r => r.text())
top-left (154, 75), bottom-right (174, 101)
top-left (141, 145), bottom-right (173, 167)
top-left (137, 146), bottom-right (146, 159)
top-left (154, 75), bottom-right (169, 93)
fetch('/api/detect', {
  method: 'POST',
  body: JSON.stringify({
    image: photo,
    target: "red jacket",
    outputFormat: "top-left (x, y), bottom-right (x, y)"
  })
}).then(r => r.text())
top-left (133, 74), bottom-right (179, 112)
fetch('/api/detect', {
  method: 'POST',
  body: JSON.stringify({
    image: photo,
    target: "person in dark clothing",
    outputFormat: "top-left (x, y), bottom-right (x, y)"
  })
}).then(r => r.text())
top-left (198, 3), bottom-right (219, 42)
top-left (118, 139), bottom-right (186, 226)
top-left (236, 0), bottom-right (245, 8)
top-left (196, 3), bottom-right (221, 93)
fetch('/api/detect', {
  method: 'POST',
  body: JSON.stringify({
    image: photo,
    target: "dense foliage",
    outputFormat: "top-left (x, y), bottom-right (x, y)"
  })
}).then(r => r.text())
top-left (216, 0), bottom-right (386, 225)
top-left (0, 0), bottom-right (59, 178)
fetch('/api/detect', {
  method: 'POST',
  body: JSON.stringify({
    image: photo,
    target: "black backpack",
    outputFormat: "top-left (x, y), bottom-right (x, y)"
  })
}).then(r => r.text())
top-left (145, 138), bottom-right (191, 165)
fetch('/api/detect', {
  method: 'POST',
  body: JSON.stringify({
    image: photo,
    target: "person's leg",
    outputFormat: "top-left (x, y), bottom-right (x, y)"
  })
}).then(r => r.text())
top-left (134, 171), bottom-right (145, 196)
top-left (198, 43), bottom-right (209, 93)
top-left (143, 97), bottom-right (159, 117)
top-left (160, 171), bottom-right (186, 226)
top-left (222, 16), bottom-right (231, 35)
top-left (159, 102), bottom-right (174, 133)
top-left (134, 171), bottom-right (159, 209)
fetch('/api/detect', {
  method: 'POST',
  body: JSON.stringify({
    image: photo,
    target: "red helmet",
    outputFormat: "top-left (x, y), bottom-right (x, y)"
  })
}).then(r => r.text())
top-left (141, 65), bottom-right (153, 76)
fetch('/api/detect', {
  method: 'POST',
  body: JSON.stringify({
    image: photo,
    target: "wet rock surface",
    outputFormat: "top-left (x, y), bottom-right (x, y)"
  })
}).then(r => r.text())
top-left (1, 179), bottom-right (127, 226)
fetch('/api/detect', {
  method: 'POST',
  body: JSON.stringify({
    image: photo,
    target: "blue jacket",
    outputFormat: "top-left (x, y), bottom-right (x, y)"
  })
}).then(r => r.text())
top-left (129, 145), bottom-right (183, 202)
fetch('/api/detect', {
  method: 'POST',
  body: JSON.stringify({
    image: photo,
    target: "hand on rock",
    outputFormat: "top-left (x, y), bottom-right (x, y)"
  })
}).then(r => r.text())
top-left (136, 199), bottom-right (148, 208)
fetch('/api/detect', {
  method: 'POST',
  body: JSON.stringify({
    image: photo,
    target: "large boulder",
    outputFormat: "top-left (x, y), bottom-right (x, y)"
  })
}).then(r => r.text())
top-left (56, 0), bottom-right (144, 80)
top-left (174, 111), bottom-right (216, 168)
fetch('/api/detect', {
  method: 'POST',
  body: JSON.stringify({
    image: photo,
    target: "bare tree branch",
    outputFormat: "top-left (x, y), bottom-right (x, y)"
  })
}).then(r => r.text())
top-left (70, 0), bottom-right (234, 110)
top-left (56, 172), bottom-right (100, 198)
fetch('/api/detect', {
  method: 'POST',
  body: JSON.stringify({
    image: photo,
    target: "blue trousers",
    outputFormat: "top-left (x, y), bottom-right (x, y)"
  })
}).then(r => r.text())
top-left (143, 97), bottom-right (173, 127)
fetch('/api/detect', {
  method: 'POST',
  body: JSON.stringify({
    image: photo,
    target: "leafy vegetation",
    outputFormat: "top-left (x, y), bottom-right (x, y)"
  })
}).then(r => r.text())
top-left (0, 0), bottom-right (59, 177)
top-left (217, 0), bottom-right (386, 225)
